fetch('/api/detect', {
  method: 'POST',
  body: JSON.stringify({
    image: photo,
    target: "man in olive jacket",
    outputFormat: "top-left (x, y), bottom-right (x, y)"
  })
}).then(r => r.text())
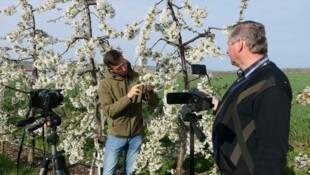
top-left (98, 49), bottom-right (159, 175)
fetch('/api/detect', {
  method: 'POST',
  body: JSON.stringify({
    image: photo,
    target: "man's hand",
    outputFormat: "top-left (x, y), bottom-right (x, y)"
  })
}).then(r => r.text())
top-left (127, 84), bottom-right (143, 99)
top-left (198, 89), bottom-right (219, 111)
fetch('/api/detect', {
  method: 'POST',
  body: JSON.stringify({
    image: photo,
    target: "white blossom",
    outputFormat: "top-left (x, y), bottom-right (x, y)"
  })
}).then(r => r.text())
top-left (296, 86), bottom-right (310, 105)
top-left (1, 5), bottom-right (17, 16)
top-left (123, 22), bottom-right (140, 40)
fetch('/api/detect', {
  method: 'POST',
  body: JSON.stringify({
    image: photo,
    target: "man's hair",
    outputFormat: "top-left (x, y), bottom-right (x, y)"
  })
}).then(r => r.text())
top-left (104, 49), bottom-right (123, 66)
top-left (229, 21), bottom-right (268, 55)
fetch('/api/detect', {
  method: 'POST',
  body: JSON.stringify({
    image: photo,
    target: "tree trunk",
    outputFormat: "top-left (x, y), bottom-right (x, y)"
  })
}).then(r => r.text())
top-left (175, 142), bottom-right (186, 175)
top-left (175, 123), bottom-right (188, 175)
top-left (28, 134), bottom-right (35, 166)
top-left (1, 141), bottom-right (4, 154)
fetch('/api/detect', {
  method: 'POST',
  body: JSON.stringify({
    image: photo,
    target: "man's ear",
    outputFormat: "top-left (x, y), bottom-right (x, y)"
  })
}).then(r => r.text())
top-left (107, 67), bottom-right (113, 73)
top-left (238, 39), bottom-right (245, 52)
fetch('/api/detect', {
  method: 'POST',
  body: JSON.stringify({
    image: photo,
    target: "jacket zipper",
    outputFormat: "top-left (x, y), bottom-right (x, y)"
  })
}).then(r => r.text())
top-left (125, 76), bottom-right (132, 137)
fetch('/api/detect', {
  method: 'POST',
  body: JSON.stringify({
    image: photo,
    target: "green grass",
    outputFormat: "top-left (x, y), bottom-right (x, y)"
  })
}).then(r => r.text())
top-left (290, 104), bottom-right (310, 144)
top-left (0, 154), bottom-right (37, 175)
top-left (284, 72), bottom-right (310, 146)
top-left (287, 72), bottom-right (310, 92)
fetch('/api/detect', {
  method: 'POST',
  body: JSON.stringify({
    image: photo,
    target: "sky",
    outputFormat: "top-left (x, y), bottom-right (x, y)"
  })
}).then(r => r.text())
top-left (1, 0), bottom-right (310, 71)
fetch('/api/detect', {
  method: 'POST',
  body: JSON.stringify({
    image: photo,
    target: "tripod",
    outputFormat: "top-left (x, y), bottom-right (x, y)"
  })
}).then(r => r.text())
top-left (89, 137), bottom-right (105, 175)
top-left (39, 112), bottom-right (70, 175)
top-left (183, 112), bottom-right (206, 175)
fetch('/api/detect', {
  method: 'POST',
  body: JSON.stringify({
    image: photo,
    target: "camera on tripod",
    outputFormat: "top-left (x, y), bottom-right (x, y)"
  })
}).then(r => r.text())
top-left (166, 64), bottom-right (213, 114)
top-left (16, 89), bottom-right (70, 175)
top-left (16, 89), bottom-right (63, 128)
top-left (166, 88), bottom-right (213, 112)
top-left (166, 88), bottom-right (213, 142)
top-left (166, 64), bottom-right (213, 142)
top-left (165, 64), bottom-right (213, 174)
top-left (30, 89), bottom-right (63, 111)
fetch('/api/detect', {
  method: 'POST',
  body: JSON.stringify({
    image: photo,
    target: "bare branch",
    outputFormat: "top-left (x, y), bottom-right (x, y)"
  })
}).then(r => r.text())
top-left (171, 2), bottom-right (182, 10)
top-left (86, 0), bottom-right (97, 6)
top-left (0, 83), bottom-right (29, 94)
top-left (47, 16), bottom-right (64, 23)
top-left (61, 36), bottom-right (88, 56)
top-left (168, 1), bottom-right (180, 25)
top-left (151, 38), bottom-right (179, 49)
top-left (155, 0), bottom-right (165, 6)
top-left (84, 1), bottom-right (93, 38)
top-left (78, 68), bottom-right (99, 76)
top-left (182, 27), bottom-right (222, 46)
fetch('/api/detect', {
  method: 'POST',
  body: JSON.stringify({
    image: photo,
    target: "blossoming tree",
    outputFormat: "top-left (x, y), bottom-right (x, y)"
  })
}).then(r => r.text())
top-left (0, 0), bottom-right (250, 174)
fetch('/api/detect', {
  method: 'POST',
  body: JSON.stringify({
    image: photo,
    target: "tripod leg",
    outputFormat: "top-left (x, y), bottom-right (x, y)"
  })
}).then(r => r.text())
top-left (39, 157), bottom-right (50, 175)
top-left (89, 152), bottom-right (96, 175)
top-left (60, 155), bottom-right (70, 175)
top-left (53, 153), bottom-right (70, 175)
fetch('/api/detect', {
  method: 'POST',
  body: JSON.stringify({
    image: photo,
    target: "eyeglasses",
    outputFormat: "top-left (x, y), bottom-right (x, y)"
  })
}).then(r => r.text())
top-left (110, 59), bottom-right (127, 72)
top-left (228, 39), bottom-right (241, 46)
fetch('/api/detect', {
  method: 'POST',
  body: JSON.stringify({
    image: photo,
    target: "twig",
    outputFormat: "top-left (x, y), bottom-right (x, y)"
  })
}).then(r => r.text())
top-left (0, 83), bottom-right (29, 94)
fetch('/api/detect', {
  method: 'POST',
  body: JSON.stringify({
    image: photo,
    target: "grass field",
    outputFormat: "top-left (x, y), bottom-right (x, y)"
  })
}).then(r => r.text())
top-left (1, 71), bottom-right (309, 174)
top-left (0, 154), bottom-right (37, 175)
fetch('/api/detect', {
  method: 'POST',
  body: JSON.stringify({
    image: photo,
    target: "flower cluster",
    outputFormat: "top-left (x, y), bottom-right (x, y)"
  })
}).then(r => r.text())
top-left (0, 112), bottom-right (16, 143)
top-left (185, 38), bottom-right (223, 63)
top-left (75, 39), bottom-right (96, 59)
top-left (183, 0), bottom-right (208, 27)
top-left (64, 3), bottom-right (82, 19)
top-left (222, 24), bottom-right (234, 36)
top-left (135, 86), bottom-right (180, 174)
top-left (135, 6), bottom-right (159, 64)
top-left (139, 73), bottom-right (162, 89)
top-left (294, 152), bottom-right (310, 174)
top-left (162, 22), bottom-right (181, 43)
top-left (1, 5), bottom-right (17, 16)
top-left (37, 1), bottom-right (57, 12)
top-left (296, 86), bottom-right (310, 105)
top-left (95, 0), bottom-right (120, 38)
top-left (122, 22), bottom-right (140, 40)
top-left (96, 0), bottom-right (115, 19)
top-left (159, 7), bottom-right (172, 27)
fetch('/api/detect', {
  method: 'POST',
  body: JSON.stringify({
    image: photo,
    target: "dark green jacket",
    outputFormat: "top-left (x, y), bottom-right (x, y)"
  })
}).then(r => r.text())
top-left (98, 63), bottom-right (159, 137)
top-left (213, 62), bottom-right (292, 175)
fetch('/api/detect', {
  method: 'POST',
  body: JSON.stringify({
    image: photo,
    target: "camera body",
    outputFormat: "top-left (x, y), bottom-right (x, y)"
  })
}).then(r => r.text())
top-left (188, 88), bottom-right (213, 111)
top-left (30, 89), bottom-right (63, 110)
top-left (166, 88), bottom-right (213, 112)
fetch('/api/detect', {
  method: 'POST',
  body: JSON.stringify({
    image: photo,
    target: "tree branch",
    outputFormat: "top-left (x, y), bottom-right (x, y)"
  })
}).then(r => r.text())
top-left (61, 36), bottom-right (88, 56)
top-left (0, 83), bottom-right (29, 94)
top-left (151, 38), bottom-right (179, 49)
top-left (182, 27), bottom-right (222, 46)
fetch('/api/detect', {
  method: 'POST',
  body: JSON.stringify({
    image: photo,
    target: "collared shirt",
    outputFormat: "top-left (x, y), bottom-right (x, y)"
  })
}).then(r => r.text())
top-left (237, 55), bottom-right (270, 79)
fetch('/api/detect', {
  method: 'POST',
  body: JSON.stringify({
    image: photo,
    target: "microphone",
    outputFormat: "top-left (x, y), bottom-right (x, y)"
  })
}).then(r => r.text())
top-left (16, 117), bottom-right (35, 127)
